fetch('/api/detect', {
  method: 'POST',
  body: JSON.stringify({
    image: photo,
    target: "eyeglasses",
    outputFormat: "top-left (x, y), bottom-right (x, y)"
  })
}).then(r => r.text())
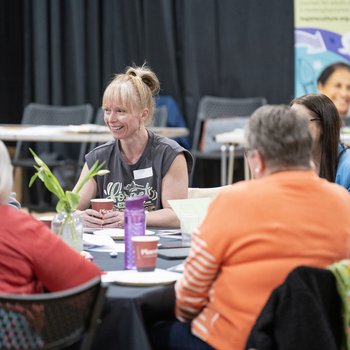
top-left (309, 118), bottom-right (320, 122)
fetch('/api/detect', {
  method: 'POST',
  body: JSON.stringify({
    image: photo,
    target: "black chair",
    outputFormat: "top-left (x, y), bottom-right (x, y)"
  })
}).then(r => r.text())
top-left (94, 107), bottom-right (105, 126)
top-left (13, 103), bottom-right (93, 211)
top-left (0, 277), bottom-right (107, 350)
top-left (191, 95), bottom-right (267, 186)
top-left (245, 266), bottom-right (344, 350)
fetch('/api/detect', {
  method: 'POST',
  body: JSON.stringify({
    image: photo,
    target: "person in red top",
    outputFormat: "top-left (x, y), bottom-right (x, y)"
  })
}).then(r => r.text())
top-left (0, 140), bottom-right (101, 294)
top-left (151, 105), bottom-right (350, 350)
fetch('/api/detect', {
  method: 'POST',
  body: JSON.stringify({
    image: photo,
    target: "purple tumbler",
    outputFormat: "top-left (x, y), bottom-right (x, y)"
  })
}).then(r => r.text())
top-left (124, 195), bottom-right (148, 270)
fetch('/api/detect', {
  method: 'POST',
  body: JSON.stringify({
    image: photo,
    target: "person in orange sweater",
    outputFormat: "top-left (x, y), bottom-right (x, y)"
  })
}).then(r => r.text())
top-left (151, 105), bottom-right (350, 350)
top-left (0, 140), bottom-right (101, 293)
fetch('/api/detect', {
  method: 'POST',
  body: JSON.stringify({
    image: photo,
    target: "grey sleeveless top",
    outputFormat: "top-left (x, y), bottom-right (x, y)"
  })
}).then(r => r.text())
top-left (85, 130), bottom-right (193, 212)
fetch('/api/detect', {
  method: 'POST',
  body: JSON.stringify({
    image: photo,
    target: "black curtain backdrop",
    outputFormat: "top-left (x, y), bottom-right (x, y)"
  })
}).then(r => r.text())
top-left (0, 0), bottom-right (294, 145)
top-left (0, 0), bottom-right (23, 124)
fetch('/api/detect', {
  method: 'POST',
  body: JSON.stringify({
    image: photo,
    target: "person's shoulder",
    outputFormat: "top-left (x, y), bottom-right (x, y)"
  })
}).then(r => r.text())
top-left (86, 141), bottom-right (116, 162)
top-left (214, 180), bottom-right (259, 202)
top-left (89, 140), bottom-right (116, 155)
top-left (320, 174), bottom-right (350, 202)
top-left (1, 205), bottom-right (44, 234)
top-left (149, 129), bottom-right (182, 150)
top-left (8, 193), bottom-right (21, 209)
top-left (149, 129), bottom-right (192, 162)
top-left (336, 146), bottom-right (350, 190)
top-left (1, 204), bottom-right (25, 217)
top-left (339, 146), bottom-right (350, 164)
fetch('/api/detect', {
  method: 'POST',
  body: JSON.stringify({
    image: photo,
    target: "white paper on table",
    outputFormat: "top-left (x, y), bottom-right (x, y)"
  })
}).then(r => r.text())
top-left (83, 233), bottom-right (124, 252)
top-left (167, 263), bottom-right (184, 273)
top-left (168, 198), bottom-right (211, 225)
top-left (156, 229), bottom-right (181, 236)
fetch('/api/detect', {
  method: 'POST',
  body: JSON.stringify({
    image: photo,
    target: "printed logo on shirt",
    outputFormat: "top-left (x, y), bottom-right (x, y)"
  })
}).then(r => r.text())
top-left (104, 181), bottom-right (157, 211)
top-left (133, 167), bottom-right (153, 180)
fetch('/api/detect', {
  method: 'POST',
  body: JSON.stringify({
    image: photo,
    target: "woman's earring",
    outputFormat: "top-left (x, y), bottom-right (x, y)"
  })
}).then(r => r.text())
top-left (254, 167), bottom-right (260, 174)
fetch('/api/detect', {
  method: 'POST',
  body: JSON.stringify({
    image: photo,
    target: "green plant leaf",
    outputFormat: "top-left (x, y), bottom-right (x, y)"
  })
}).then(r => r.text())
top-left (66, 191), bottom-right (80, 210)
top-left (29, 173), bottom-right (39, 188)
top-left (29, 149), bottom-right (109, 214)
top-left (73, 160), bottom-right (109, 194)
top-left (97, 169), bottom-right (110, 176)
top-left (56, 198), bottom-right (66, 213)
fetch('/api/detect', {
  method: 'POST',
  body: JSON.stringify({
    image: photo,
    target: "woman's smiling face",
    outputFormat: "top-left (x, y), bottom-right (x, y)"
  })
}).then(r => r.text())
top-left (103, 101), bottom-right (143, 140)
top-left (318, 68), bottom-right (350, 118)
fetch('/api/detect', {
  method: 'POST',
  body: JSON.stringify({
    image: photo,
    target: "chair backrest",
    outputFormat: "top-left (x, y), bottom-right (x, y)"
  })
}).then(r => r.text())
top-left (149, 105), bottom-right (168, 127)
top-left (14, 103), bottom-right (94, 166)
top-left (199, 116), bottom-right (248, 153)
top-left (0, 277), bottom-right (107, 350)
top-left (192, 95), bottom-right (267, 154)
top-left (85, 107), bottom-right (106, 155)
top-left (94, 107), bottom-right (105, 126)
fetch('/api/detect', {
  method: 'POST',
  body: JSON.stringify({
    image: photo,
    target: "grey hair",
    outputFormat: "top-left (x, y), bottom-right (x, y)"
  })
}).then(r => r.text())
top-left (0, 140), bottom-right (13, 204)
top-left (245, 105), bottom-right (312, 169)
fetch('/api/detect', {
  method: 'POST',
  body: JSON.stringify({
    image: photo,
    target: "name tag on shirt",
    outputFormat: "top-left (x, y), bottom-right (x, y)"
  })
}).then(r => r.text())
top-left (133, 167), bottom-right (153, 180)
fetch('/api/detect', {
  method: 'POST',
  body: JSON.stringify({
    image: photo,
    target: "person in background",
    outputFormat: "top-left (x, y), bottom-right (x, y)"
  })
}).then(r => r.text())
top-left (75, 64), bottom-right (192, 228)
top-left (290, 93), bottom-right (350, 192)
top-left (317, 62), bottom-right (350, 124)
top-left (0, 140), bottom-right (101, 293)
top-left (8, 192), bottom-right (21, 209)
top-left (150, 105), bottom-right (350, 350)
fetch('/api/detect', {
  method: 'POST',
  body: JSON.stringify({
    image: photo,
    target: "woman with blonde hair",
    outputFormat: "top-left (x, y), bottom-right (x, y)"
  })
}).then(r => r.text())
top-left (75, 64), bottom-right (193, 228)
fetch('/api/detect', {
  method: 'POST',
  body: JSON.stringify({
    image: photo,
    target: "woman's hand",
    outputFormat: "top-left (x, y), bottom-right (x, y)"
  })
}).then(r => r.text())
top-left (76, 209), bottom-right (124, 228)
top-left (102, 210), bottom-right (125, 228)
top-left (77, 209), bottom-right (104, 228)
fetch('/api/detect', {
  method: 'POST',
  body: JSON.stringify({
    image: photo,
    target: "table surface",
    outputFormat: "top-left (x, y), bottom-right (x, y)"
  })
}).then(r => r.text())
top-left (0, 124), bottom-right (189, 142)
top-left (89, 232), bottom-right (185, 350)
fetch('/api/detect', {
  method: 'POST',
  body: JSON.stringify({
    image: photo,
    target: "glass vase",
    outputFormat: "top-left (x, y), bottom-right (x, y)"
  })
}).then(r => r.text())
top-left (51, 210), bottom-right (83, 252)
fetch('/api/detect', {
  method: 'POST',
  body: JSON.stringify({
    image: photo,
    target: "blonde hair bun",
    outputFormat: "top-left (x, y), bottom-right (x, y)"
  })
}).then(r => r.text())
top-left (125, 65), bottom-right (160, 96)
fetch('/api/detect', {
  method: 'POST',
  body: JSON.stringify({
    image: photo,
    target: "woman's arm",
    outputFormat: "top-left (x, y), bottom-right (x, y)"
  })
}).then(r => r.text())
top-left (175, 233), bottom-right (219, 322)
top-left (146, 153), bottom-right (188, 228)
top-left (74, 163), bottom-right (108, 227)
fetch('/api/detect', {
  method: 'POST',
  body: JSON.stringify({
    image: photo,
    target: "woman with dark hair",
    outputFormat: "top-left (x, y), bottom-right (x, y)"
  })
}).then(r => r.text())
top-left (290, 93), bottom-right (350, 191)
top-left (317, 62), bottom-right (350, 123)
